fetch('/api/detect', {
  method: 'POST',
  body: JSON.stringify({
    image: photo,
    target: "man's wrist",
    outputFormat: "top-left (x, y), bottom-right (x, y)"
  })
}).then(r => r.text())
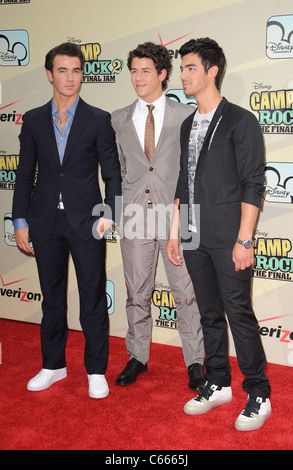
top-left (236, 238), bottom-right (254, 249)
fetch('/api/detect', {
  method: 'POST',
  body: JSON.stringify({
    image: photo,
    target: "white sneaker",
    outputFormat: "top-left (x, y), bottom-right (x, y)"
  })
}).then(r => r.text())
top-left (88, 374), bottom-right (109, 399)
top-left (184, 383), bottom-right (232, 415)
top-left (27, 368), bottom-right (67, 391)
top-left (235, 395), bottom-right (271, 431)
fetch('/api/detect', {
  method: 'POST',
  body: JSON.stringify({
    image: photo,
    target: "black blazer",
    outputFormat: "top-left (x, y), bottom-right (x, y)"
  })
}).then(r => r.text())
top-left (12, 98), bottom-right (121, 241)
top-left (175, 98), bottom-right (265, 248)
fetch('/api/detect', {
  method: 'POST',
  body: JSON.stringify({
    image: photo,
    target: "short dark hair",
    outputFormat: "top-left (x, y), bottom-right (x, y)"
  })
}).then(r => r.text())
top-left (179, 38), bottom-right (226, 90)
top-left (45, 42), bottom-right (85, 73)
top-left (127, 42), bottom-right (172, 91)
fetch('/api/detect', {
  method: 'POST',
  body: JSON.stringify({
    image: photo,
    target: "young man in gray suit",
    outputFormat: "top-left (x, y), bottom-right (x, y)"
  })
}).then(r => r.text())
top-left (112, 42), bottom-right (205, 389)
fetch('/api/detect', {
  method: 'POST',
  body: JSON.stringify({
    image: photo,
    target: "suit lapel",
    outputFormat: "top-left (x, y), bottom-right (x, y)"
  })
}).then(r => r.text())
top-left (39, 101), bottom-right (60, 164)
top-left (123, 101), bottom-right (146, 158)
top-left (152, 97), bottom-right (176, 162)
top-left (62, 98), bottom-right (91, 165)
top-left (181, 111), bottom-right (195, 163)
top-left (201, 97), bottom-right (227, 149)
top-left (123, 98), bottom-right (178, 163)
top-left (194, 97), bottom-right (228, 172)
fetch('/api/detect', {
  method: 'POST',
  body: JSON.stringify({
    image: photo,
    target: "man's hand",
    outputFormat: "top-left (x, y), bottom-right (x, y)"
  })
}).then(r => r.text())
top-left (166, 238), bottom-right (183, 266)
top-left (232, 243), bottom-right (255, 271)
top-left (14, 227), bottom-right (34, 255)
top-left (166, 199), bottom-right (183, 266)
top-left (96, 217), bottom-right (114, 238)
top-left (233, 202), bottom-right (259, 271)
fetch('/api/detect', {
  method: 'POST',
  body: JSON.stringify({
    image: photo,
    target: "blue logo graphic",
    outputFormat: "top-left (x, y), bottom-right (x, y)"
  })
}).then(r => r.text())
top-left (106, 280), bottom-right (115, 314)
top-left (264, 162), bottom-right (293, 203)
top-left (266, 15), bottom-right (293, 59)
top-left (166, 89), bottom-right (196, 106)
top-left (0, 30), bottom-right (29, 66)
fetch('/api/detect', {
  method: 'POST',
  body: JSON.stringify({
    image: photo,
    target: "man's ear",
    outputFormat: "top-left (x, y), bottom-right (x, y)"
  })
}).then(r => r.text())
top-left (208, 65), bottom-right (219, 80)
top-left (46, 69), bottom-right (53, 84)
top-left (159, 68), bottom-right (167, 82)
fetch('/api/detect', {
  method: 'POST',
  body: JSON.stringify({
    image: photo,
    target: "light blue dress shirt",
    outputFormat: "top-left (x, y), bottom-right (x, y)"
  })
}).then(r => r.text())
top-left (13, 96), bottom-right (79, 230)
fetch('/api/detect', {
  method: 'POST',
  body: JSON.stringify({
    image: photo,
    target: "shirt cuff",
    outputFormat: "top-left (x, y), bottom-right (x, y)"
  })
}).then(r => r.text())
top-left (13, 218), bottom-right (29, 230)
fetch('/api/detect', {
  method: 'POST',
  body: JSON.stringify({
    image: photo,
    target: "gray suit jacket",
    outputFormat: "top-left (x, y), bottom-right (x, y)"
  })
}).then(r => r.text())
top-left (112, 97), bottom-right (194, 237)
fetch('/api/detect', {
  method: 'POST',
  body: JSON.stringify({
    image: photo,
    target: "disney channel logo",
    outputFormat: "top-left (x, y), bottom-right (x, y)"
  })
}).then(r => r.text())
top-left (0, 30), bottom-right (29, 66)
top-left (266, 14), bottom-right (293, 59)
top-left (264, 162), bottom-right (293, 204)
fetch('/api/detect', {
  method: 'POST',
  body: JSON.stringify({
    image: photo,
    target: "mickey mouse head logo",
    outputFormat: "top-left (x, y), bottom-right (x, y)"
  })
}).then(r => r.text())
top-left (0, 31), bottom-right (29, 66)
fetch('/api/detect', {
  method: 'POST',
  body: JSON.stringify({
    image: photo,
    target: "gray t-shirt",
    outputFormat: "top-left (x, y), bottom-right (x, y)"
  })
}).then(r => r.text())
top-left (188, 108), bottom-right (216, 231)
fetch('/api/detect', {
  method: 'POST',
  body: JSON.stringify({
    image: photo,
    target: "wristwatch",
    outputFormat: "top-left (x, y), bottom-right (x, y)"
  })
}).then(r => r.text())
top-left (236, 238), bottom-right (254, 249)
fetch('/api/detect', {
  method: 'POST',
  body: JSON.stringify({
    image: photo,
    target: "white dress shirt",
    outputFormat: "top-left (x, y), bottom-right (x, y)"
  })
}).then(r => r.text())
top-left (132, 94), bottom-right (166, 150)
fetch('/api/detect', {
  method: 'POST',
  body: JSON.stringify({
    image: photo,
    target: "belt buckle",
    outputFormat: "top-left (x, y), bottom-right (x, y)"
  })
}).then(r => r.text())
top-left (147, 198), bottom-right (153, 209)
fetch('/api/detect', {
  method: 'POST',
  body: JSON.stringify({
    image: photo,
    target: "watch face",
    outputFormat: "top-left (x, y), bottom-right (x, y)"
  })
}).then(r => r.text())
top-left (243, 240), bottom-right (253, 248)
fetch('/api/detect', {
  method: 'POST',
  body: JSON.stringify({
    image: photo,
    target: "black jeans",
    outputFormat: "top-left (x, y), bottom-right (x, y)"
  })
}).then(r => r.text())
top-left (184, 244), bottom-right (271, 398)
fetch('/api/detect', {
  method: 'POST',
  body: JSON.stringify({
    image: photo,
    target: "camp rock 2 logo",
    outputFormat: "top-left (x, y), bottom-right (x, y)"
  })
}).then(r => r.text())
top-left (80, 42), bottom-right (124, 83)
top-left (266, 15), bottom-right (293, 59)
top-left (252, 235), bottom-right (293, 282)
top-left (152, 285), bottom-right (178, 329)
top-left (250, 86), bottom-right (293, 134)
top-left (0, 154), bottom-right (19, 190)
top-left (264, 162), bottom-right (293, 203)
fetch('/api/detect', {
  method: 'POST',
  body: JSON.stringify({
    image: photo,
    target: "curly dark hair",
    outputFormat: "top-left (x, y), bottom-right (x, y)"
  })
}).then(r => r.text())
top-left (45, 42), bottom-right (85, 73)
top-left (179, 38), bottom-right (226, 91)
top-left (127, 42), bottom-right (172, 91)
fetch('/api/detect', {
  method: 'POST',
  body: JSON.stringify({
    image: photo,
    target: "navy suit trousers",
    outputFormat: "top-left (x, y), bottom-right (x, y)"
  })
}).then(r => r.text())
top-left (32, 210), bottom-right (108, 375)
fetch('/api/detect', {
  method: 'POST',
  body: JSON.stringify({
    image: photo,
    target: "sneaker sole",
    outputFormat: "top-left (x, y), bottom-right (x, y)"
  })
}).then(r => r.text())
top-left (89, 389), bottom-right (109, 399)
top-left (27, 371), bottom-right (67, 392)
top-left (235, 410), bottom-right (271, 431)
top-left (184, 396), bottom-right (232, 415)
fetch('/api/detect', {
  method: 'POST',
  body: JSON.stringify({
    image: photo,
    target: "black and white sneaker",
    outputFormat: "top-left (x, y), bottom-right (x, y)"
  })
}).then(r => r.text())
top-left (184, 382), bottom-right (232, 415)
top-left (235, 395), bottom-right (271, 431)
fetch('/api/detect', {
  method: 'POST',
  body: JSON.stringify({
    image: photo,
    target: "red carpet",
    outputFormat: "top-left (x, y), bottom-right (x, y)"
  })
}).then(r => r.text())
top-left (0, 318), bottom-right (292, 451)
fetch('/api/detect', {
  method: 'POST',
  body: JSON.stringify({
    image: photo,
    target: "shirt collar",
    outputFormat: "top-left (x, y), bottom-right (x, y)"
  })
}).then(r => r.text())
top-left (136, 93), bottom-right (166, 112)
top-left (52, 96), bottom-right (80, 117)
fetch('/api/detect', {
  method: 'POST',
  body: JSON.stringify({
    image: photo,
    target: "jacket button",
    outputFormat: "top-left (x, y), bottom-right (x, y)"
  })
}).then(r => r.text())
top-left (149, 167), bottom-right (153, 171)
top-left (60, 172), bottom-right (64, 177)
top-left (145, 189), bottom-right (150, 193)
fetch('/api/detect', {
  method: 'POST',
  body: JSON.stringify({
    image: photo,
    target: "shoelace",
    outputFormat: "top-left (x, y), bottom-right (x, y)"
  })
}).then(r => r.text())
top-left (195, 384), bottom-right (220, 402)
top-left (242, 397), bottom-right (262, 417)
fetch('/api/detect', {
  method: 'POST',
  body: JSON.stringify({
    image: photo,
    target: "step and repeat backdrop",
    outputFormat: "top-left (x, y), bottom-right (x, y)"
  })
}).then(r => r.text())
top-left (1, 0), bottom-right (292, 367)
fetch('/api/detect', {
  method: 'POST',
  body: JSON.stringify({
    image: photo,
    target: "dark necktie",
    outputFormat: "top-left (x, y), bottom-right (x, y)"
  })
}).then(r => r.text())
top-left (144, 104), bottom-right (155, 161)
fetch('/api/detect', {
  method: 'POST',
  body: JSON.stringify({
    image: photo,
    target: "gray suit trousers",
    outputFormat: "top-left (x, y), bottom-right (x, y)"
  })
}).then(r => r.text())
top-left (120, 237), bottom-right (204, 367)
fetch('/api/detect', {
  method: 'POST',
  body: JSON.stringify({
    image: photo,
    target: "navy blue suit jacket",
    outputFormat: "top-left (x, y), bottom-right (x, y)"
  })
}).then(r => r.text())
top-left (12, 98), bottom-right (121, 241)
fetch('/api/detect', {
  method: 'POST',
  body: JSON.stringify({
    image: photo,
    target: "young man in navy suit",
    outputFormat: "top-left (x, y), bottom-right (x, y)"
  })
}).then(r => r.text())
top-left (12, 42), bottom-right (121, 399)
top-left (167, 38), bottom-right (271, 431)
